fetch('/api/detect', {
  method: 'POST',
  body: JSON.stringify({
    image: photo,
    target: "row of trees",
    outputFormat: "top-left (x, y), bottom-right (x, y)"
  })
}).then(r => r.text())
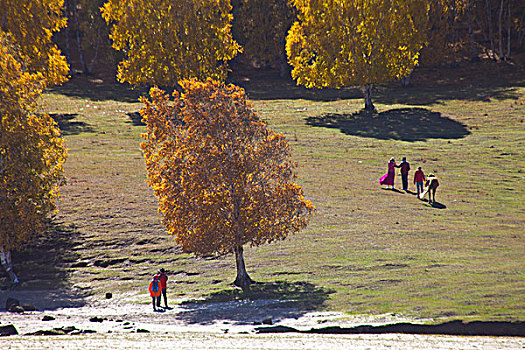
top-left (58, 0), bottom-right (524, 76)
top-left (0, 0), bottom-right (68, 282)
top-left (0, 0), bottom-right (314, 288)
top-left (96, 0), bottom-right (523, 110)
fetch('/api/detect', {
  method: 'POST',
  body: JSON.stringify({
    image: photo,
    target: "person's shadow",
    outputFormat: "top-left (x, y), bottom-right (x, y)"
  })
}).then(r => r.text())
top-left (420, 198), bottom-right (447, 209)
top-left (381, 188), bottom-right (404, 193)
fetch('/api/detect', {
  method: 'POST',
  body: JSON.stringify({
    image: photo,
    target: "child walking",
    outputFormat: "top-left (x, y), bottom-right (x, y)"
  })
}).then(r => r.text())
top-left (414, 167), bottom-right (425, 197)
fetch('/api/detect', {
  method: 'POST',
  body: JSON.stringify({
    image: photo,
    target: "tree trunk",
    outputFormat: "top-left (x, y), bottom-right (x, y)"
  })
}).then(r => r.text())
top-left (467, 4), bottom-right (479, 61)
top-left (1, 247), bottom-right (19, 284)
top-left (400, 74), bottom-right (411, 87)
top-left (486, 0), bottom-right (496, 60)
top-left (72, 0), bottom-right (89, 74)
top-left (498, 0), bottom-right (504, 59)
top-left (88, 26), bottom-right (102, 73)
top-left (362, 84), bottom-right (375, 111)
top-left (233, 245), bottom-right (254, 290)
top-left (506, 0), bottom-right (511, 59)
top-left (64, 0), bottom-right (72, 75)
top-left (279, 55), bottom-right (288, 79)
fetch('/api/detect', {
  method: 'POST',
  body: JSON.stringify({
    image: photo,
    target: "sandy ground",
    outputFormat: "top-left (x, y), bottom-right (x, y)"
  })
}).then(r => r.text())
top-left (1, 291), bottom-right (524, 349)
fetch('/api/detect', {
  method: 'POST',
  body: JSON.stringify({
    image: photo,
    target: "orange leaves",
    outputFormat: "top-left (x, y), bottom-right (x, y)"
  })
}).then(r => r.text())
top-left (141, 78), bottom-right (314, 256)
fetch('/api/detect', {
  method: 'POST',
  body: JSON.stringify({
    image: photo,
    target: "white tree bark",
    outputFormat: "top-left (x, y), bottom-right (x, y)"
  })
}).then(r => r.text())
top-left (1, 246), bottom-right (19, 284)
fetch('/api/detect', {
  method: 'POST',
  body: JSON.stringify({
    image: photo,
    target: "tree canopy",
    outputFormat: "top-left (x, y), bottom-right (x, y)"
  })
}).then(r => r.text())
top-left (0, 33), bottom-right (67, 251)
top-left (140, 79), bottom-right (314, 288)
top-left (101, 0), bottom-right (241, 86)
top-left (286, 0), bottom-right (429, 110)
top-left (0, 0), bottom-right (69, 86)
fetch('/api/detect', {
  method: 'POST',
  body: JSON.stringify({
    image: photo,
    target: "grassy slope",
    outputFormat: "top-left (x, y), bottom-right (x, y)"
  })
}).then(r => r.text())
top-left (8, 62), bottom-right (524, 322)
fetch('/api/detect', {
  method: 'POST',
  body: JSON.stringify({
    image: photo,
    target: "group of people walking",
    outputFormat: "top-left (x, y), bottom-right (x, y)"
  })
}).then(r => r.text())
top-left (379, 157), bottom-right (439, 204)
top-left (149, 268), bottom-right (169, 312)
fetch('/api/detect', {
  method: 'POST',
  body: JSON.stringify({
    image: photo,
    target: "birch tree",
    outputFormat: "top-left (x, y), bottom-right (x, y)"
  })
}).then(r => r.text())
top-left (101, 0), bottom-right (241, 85)
top-left (140, 79), bottom-right (314, 289)
top-left (0, 0), bottom-right (69, 86)
top-left (286, 0), bottom-right (428, 110)
top-left (0, 34), bottom-right (67, 283)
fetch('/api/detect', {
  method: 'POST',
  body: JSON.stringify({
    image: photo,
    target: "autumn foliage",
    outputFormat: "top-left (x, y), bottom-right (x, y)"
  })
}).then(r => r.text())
top-left (101, 0), bottom-right (241, 86)
top-left (286, 0), bottom-right (428, 110)
top-left (0, 34), bottom-right (67, 250)
top-left (140, 79), bottom-right (314, 287)
top-left (0, 0), bottom-right (69, 86)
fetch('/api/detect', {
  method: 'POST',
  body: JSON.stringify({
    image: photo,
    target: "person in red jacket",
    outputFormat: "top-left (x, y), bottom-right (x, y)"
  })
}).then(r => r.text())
top-left (157, 268), bottom-right (169, 309)
top-left (149, 275), bottom-right (161, 311)
top-left (414, 166), bottom-right (426, 197)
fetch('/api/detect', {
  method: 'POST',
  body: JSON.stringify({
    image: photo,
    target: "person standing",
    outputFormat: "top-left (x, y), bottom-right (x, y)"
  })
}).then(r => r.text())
top-left (414, 167), bottom-right (425, 197)
top-left (399, 157), bottom-right (410, 191)
top-left (157, 268), bottom-right (169, 309)
top-left (379, 157), bottom-right (397, 189)
top-left (149, 275), bottom-right (161, 311)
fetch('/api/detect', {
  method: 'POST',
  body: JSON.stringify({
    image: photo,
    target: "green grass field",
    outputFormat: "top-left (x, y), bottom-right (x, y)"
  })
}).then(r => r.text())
top-left (10, 61), bottom-right (524, 322)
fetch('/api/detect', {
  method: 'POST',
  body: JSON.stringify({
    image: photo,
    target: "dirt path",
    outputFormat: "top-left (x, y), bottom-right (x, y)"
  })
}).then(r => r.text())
top-left (1, 291), bottom-right (523, 349)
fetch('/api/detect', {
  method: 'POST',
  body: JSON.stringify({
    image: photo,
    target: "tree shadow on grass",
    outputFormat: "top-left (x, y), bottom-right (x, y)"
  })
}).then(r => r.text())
top-left (257, 320), bottom-right (525, 337)
top-left (47, 76), bottom-right (149, 103)
top-left (229, 66), bottom-right (361, 102)
top-left (177, 281), bottom-right (335, 326)
top-left (126, 112), bottom-right (146, 126)
top-left (0, 222), bottom-right (88, 311)
top-left (50, 113), bottom-right (94, 135)
top-left (306, 108), bottom-right (470, 142)
top-left (375, 62), bottom-right (525, 106)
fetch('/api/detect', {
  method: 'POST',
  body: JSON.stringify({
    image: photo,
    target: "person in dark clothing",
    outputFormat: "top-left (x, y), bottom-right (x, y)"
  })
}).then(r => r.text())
top-left (399, 157), bottom-right (411, 191)
top-left (420, 174), bottom-right (440, 204)
top-left (157, 268), bottom-right (169, 309)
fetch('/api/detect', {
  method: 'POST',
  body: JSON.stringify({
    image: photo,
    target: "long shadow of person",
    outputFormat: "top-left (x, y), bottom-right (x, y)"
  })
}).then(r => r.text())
top-left (430, 201), bottom-right (447, 209)
top-left (420, 198), bottom-right (447, 209)
top-left (381, 188), bottom-right (404, 193)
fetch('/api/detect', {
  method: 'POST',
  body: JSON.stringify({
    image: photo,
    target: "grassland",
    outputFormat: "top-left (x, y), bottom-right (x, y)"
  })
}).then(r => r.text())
top-left (6, 61), bottom-right (524, 323)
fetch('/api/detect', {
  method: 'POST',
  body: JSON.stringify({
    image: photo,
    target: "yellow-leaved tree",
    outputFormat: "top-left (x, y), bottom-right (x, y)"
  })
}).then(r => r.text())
top-left (140, 79), bottom-right (314, 289)
top-left (0, 34), bottom-right (67, 283)
top-left (286, 0), bottom-right (429, 110)
top-left (101, 0), bottom-right (241, 86)
top-left (0, 0), bottom-right (69, 86)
